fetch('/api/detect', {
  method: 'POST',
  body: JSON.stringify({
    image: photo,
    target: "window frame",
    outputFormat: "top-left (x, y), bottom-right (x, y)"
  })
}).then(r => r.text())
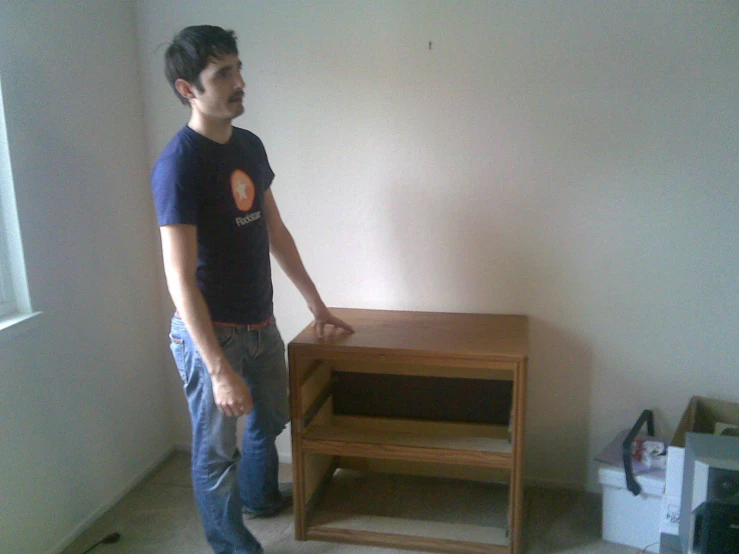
top-left (0, 68), bottom-right (34, 329)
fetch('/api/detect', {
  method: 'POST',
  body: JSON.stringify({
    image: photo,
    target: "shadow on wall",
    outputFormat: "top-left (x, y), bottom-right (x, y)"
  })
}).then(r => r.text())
top-left (378, 176), bottom-right (595, 488)
top-left (526, 317), bottom-right (594, 487)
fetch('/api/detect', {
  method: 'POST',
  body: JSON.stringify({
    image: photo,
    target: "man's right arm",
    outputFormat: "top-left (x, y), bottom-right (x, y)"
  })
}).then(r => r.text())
top-left (159, 224), bottom-right (253, 417)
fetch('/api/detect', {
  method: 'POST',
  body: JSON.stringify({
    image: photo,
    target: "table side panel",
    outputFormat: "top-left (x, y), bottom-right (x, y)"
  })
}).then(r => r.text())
top-left (510, 358), bottom-right (527, 554)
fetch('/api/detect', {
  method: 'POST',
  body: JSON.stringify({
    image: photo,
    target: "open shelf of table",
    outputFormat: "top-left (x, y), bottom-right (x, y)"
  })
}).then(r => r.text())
top-left (306, 469), bottom-right (511, 554)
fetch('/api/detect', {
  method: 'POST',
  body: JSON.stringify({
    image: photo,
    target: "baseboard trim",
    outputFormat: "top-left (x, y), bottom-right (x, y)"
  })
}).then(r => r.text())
top-left (45, 445), bottom-right (175, 554)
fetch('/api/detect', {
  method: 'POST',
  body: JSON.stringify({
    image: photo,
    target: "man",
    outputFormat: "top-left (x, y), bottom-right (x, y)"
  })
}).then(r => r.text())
top-left (150, 25), bottom-right (353, 554)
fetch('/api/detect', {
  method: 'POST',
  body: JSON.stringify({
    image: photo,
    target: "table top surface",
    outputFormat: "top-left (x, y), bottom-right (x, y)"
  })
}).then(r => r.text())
top-left (289, 308), bottom-right (528, 360)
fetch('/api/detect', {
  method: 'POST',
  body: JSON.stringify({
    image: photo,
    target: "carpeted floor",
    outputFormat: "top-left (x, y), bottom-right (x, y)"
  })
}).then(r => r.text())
top-left (62, 451), bottom-right (649, 554)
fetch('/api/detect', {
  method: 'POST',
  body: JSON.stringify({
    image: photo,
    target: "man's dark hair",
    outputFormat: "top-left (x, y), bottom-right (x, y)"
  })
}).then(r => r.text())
top-left (164, 25), bottom-right (238, 105)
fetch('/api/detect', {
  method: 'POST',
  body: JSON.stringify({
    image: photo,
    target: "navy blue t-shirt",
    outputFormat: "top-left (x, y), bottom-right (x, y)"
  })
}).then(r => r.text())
top-left (151, 126), bottom-right (275, 325)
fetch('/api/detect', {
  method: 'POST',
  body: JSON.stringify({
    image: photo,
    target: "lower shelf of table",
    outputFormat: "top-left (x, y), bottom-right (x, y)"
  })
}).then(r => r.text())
top-left (302, 468), bottom-right (511, 553)
top-left (302, 417), bottom-right (513, 468)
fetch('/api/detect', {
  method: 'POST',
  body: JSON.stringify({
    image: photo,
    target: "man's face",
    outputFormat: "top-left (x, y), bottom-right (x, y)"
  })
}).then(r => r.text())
top-left (189, 53), bottom-right (245, 122)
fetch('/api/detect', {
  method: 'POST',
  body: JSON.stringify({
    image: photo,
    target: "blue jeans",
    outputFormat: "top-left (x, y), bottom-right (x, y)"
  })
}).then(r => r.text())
top-left (170, 315), bottom-right (290, 554)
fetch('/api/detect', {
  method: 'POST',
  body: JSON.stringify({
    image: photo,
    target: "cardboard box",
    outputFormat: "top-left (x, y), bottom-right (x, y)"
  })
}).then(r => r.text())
top-left (660, 396), bottom-right (739, 535)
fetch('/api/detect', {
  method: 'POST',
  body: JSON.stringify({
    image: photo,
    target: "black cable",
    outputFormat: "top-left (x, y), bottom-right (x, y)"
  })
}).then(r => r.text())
top-left (80, 532), bottom-right (121, 554)
top-left (636, 541), bottom-right (662, 554)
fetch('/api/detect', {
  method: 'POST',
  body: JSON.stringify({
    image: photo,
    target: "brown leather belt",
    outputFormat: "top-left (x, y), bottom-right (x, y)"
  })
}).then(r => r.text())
top-left (213, 317), bottom-right (274, 331)
top-left (174, 312), bottom-right (274, 331)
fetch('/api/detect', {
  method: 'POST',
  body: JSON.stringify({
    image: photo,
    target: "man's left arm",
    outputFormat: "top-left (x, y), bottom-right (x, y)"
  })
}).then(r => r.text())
top-left (263, 188), bottom-right (354, 337)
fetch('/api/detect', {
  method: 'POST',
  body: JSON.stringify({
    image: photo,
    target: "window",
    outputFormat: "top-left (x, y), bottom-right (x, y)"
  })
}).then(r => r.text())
top-left (0, 70), bottom-right (33, 326)
top-left (0, 255), bottom-right (13, 318)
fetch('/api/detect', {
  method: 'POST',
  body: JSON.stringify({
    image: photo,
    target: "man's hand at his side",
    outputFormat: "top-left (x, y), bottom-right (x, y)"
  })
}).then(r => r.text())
top-left (211, 366), bottom-right (254, 417)
top-left (160, 224), bottom-right (254, 418)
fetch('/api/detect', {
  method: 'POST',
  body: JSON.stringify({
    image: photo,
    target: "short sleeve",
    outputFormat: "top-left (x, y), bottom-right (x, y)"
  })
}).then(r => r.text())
top-left (243, 130), bottom-right (275, 191)
top-left (151, 152), bottom-right (198, 226)
top-left (257, 138), bottom-right (275, 191)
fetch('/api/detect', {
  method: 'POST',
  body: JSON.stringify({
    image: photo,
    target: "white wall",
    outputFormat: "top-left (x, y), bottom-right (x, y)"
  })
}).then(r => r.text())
top-left (0, 2), bottom-right (172, 553)
top-left (138, 0), bottom-right (738, 492)
top-left (0, 2), bottom-right (735, 551)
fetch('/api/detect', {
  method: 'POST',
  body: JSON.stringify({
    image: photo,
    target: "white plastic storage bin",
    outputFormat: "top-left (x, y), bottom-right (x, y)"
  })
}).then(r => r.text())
top-left (598, 465), bottom-right (664, 553)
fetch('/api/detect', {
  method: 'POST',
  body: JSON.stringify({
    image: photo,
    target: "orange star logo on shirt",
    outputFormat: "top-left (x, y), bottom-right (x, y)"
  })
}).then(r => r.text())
top-left (231, 169), bottom-right (255, 212)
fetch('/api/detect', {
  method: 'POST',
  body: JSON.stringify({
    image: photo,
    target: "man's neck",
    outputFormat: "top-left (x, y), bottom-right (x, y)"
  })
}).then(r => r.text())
top-left (188, 113), bottom-right (233, 144)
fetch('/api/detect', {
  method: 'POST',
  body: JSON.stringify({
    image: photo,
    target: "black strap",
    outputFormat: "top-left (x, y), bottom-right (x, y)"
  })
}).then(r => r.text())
top-left (622, 409), bottom-right (655, 496)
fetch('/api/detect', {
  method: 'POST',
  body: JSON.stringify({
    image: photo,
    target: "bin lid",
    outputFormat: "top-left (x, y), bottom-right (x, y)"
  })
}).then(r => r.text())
top-left (597, 465), bottom-right (665, 496)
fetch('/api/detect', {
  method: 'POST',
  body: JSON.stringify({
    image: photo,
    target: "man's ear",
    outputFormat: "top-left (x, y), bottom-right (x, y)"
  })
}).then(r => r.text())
top-left (174, 78), bottom-right (196, 101)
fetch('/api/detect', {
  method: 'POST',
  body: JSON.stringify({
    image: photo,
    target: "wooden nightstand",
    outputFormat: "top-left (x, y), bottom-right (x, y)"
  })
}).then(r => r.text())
top-left (289, 308), bottom-right (528, 554)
